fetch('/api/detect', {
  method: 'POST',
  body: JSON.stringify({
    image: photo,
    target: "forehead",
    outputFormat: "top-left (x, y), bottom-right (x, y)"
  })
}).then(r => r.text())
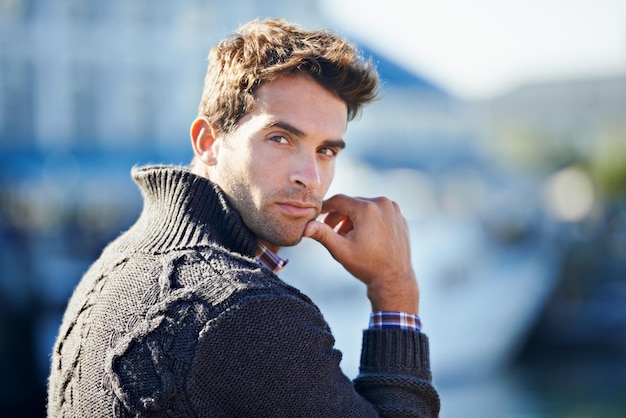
top-left (244, 75), bottom-right (348, 137)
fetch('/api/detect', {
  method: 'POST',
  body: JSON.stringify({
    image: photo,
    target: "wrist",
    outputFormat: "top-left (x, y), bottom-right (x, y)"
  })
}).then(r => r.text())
top-left (366, 277), bottom-right (419, 315)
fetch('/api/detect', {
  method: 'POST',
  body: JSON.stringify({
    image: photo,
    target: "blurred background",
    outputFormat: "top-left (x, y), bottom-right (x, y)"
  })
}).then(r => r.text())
top-left (1, 0), bottom-right (625, 416)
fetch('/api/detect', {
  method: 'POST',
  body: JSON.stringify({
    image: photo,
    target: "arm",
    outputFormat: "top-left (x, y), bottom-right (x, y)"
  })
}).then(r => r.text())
top-left (189, 293), bottom-right (439, 417)
top-left (304, 194), bottom-right (440, 416)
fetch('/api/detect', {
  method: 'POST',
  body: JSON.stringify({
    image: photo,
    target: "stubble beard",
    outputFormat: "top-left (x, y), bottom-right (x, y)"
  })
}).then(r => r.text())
top-left (229, 186), bottom-right (322, 248)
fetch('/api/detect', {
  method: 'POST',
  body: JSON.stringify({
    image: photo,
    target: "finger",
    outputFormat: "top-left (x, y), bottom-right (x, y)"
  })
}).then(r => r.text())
top-left (303, 220), bottom-right (347, 254)
top-left (323, 214), bottom-right (353, 235)
top-left (323, 212), bottom-right (349, 229)
top-left (331, 216), bottom-right (353, 235)
top-left (321, 194), bottom-right (365, 216)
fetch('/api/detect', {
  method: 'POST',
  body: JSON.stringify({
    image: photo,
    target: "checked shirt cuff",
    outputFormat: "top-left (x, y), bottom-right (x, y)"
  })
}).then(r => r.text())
top-left (369, 311), bottom-right (422, 332)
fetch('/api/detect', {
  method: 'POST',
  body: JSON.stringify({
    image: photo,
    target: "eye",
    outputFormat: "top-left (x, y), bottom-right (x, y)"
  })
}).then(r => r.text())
top-left (269, 135), bottom-right (289, 144)
top-left (318, 147), bottom-right (339, 157)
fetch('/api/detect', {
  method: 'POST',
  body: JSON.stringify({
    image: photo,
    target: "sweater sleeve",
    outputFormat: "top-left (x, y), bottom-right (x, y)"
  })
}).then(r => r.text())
top-left (187, 293), bottom-right (440, 417)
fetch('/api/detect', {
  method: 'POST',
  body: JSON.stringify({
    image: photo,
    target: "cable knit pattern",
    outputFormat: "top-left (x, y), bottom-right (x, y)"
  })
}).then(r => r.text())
top-left (47, 165), bottom-right (440, 417)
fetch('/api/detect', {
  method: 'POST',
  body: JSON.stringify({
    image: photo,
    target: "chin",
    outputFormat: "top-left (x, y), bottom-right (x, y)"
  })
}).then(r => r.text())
top-left (257, 221), bottom-right (308, 249)
top-left (265, 231), bottom-right (305, 249)
top-left (282, 236), bottom-right (304, 248)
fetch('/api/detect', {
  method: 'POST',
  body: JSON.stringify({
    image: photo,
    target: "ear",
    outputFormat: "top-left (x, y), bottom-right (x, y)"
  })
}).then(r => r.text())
top-left (190, 117), bottom-right (220, 166)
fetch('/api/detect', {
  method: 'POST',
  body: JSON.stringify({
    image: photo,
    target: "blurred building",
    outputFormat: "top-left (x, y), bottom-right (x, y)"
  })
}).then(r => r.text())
top-left (0, 0), bottom-right (324, 150)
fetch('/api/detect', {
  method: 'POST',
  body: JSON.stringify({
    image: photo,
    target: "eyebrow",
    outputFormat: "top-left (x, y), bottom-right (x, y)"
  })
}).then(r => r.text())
top-left (263, 119), bottom-right (347, 150)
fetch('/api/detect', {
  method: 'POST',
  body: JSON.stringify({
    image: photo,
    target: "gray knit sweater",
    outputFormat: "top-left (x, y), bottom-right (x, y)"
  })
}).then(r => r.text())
top-left (48, 165), bottom-right (440, 417)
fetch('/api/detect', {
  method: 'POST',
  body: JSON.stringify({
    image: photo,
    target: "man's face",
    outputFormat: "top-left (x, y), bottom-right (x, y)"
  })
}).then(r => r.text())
top-left (208, 75), bottom-right (348, 251)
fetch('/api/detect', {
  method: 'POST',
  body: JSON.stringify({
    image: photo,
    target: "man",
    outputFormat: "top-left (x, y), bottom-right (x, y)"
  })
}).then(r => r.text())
top-left (48, 18), bottom-right (440, 417)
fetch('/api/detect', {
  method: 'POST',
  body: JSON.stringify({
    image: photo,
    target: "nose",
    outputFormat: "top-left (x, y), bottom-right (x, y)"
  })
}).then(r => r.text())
top-left (290, 152), bottom-right (321, 190)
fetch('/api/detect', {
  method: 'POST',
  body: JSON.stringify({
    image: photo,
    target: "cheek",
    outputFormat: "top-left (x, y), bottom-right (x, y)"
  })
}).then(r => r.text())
top-left (242, 158), bottom-right (278, 198)
top-left (320, 163), bottom-right (336, 193)
top-left (249, 149), bottom-right (290, 179)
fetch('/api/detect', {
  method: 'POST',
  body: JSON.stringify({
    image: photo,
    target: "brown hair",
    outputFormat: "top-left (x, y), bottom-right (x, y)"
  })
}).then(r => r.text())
top-left (197, 18), bottom-right (379, 134)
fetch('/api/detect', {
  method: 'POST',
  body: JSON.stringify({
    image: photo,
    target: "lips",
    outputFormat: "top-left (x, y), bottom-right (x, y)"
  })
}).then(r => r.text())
top-left (277, 201), bottom-right (319, 217)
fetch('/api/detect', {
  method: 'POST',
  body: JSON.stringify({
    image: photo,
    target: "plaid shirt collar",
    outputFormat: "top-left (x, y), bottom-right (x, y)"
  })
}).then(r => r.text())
top-left (255, 242), bottom-right (288, 274)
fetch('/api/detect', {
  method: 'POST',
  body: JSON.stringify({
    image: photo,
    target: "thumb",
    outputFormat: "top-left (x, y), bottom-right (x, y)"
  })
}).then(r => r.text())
top-left (304, 220), bottom-right (337, 249)
top-left (304, 219), bottom-right (352, 272)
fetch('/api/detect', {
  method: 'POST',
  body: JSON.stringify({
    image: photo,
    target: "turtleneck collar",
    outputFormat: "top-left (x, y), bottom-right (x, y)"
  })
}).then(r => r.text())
top-left (114, 165), bottom-right (259, 258)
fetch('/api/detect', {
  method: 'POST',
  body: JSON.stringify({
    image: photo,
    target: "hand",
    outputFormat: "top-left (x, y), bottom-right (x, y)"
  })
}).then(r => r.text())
top-left (303, 194), bottom-right (419, 314)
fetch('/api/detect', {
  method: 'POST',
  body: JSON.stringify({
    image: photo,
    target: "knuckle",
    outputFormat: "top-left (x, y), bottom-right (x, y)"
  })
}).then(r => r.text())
top-left (372, 196), bottom-right (397, 210)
